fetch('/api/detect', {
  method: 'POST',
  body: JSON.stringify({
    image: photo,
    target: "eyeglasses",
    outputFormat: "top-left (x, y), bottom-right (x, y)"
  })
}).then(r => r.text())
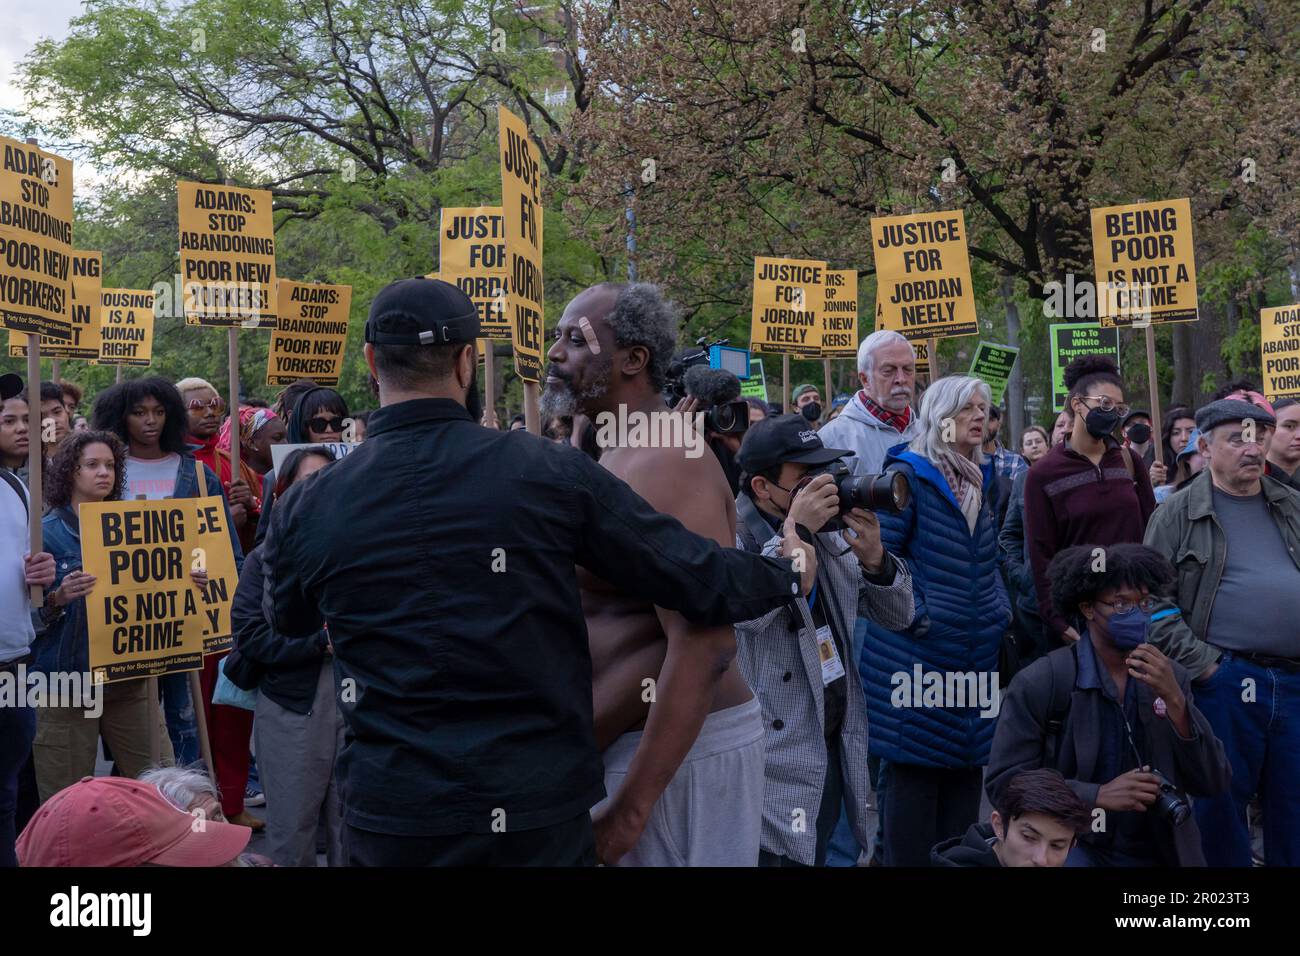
top-left (187, 398), bottom-right (227, 412)
top-left (1080, 395), bottom-right (1130, 418)
top-left (307, 416), bottom-right (345, 434)
top-left (1094, 597), bottom-right (1157, 614)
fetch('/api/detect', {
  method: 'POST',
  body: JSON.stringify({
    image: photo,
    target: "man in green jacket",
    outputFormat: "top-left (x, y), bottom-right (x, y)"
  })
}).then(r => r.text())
top-left (1143, 399), bottom-right (1300, 867)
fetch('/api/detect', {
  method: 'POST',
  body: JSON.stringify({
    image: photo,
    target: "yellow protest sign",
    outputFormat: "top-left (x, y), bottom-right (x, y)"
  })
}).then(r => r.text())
top-left (440, 206), bottom-right (510, 341)
top-left (93, 289), bottom-right (156, 367)
top-left (9, 250), bottom-right (101, 359)
top-left (79, 496), bottom-right (239, 681)
top-left (266, 279), bottom-right (352, 387)
top-left (821, 269), bottom-right (858, 358)
top-left (1261, 304), bottom-right (1300, 402)
top-left (498, 107), bottom-right (545, 381)
top-left (1091, 198), bottom-right (1198, 327)
top-left (750, 257), bottom-right (826, 357)
top-left (177, 181), bottom-right (278, 328)
top-left (871, 209), bottom-right (977, 340)
top-left (0, 136), bottom-right (74, 340)
top-left (913, 340), bottom-right (931, 377)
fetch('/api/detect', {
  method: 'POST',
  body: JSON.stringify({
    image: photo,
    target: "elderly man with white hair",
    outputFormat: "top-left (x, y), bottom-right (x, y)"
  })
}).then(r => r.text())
top-left (818, 330), bottom-right (922, 477)
top-left (815, 328), bottom-right (924, 865)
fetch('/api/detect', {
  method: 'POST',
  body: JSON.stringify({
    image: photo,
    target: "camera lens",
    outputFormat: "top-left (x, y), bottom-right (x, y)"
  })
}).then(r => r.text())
top-left (839, 469), bottom-right (910, 514)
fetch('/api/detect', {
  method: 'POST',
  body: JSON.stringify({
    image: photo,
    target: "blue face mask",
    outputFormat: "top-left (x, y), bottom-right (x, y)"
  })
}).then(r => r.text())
top-left (1106, 607), bottom-right (1151, 650)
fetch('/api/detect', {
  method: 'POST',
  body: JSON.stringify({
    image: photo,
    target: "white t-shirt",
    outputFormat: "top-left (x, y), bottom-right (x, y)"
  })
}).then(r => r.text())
top-left (0, 470), bottom-right (33, 663)
top-left (125, 454), bottom-right (180, 500)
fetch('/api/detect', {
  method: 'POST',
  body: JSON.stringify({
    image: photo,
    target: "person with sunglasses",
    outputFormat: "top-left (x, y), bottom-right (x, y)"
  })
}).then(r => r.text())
top-left (177, 378), bottom-right (261, 552)
top-left (987, 543), bottom-right (1229, 867)
top-left (1023, 356), bottom-right (1156, 649)
top-left (254, 386), bottom-right (350, 546)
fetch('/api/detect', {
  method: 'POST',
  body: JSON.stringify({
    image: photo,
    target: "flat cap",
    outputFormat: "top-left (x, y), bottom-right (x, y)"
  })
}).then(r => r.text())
top-left (1194, 398), bottom-right (1276, 434)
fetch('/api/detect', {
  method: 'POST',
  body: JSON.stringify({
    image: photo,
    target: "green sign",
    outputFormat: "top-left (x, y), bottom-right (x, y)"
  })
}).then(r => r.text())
top-left (1049, 323), bottom-right (1120, 412)
top-left (968, 342), bottom-right (1019, 406)
top-left (740, 358), bottom-right (768, 402)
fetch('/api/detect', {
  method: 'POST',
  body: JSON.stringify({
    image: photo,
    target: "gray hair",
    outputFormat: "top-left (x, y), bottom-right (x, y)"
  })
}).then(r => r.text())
top-left (908, 375), bottom-right (991, 468)
top-left (858, 329), bottom-right (914, 376)
top-left (138, 765), bottom-right (220, 813)
top-left (605, 282), bottom-right (679, 390)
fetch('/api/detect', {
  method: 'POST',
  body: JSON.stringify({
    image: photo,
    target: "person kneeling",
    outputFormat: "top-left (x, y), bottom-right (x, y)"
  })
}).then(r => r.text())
top-left (985, 543), bottom-right (1231, 866)
top-left (932, 768), bottom-right (1089, 866)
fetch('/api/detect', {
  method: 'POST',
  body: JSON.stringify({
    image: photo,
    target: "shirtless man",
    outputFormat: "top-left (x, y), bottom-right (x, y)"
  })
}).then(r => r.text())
top-left (542, 282), bottom-right (791, 866)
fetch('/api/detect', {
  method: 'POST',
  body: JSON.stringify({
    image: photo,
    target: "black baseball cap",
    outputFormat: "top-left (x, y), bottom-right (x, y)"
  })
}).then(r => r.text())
top-left (1122, 409), bottom-right (1151, 427)
top-left (737, 414), bottom-right (851, 475)
top-left (0, 373), bottom-right (22, 402)
top-left (364, 277), bottom-right (481, 347)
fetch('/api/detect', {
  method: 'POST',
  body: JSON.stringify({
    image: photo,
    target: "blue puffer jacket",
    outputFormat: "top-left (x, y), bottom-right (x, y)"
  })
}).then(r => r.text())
top-left (860, 445), bottom-right (1011, 769)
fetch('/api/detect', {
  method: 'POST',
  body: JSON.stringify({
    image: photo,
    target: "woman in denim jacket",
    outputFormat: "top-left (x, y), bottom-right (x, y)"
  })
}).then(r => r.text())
top-left (31, 431), bottom-right (207, 800)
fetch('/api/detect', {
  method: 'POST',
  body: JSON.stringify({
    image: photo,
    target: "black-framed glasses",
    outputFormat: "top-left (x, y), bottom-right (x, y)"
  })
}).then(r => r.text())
top-left (1094, 597), bottom-right (1157, 614)
top-left (308, 416), bottom-right (345, 434)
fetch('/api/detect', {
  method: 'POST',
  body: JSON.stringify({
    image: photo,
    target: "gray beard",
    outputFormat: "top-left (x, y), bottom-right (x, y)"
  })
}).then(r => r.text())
top-left (540, 371), bottom-right (610, 420)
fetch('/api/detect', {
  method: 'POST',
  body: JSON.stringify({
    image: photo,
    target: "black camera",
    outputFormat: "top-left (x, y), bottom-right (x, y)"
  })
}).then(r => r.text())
top-left (793, 459), bottom-right (910, 530)
top-left (665, 339), bottom-right (718, 403)
top-left (1148, 770), bottom-right (1191, 826)
top-left (702, 400), bottom-right (750, 435)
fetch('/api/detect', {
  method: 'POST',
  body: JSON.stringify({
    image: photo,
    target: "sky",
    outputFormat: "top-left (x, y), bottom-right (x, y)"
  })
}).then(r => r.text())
top-left (0, 0), bottom-right (86, 115)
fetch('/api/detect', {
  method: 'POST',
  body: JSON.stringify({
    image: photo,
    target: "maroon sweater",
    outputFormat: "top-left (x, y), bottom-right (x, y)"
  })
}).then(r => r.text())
top-left (1023, 438), bottom-right (1157, 637)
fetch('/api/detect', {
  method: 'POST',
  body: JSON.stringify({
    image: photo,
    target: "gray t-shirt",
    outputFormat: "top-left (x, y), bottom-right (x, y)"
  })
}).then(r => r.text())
top-left (1207, 487), bottom-right (1300, 657)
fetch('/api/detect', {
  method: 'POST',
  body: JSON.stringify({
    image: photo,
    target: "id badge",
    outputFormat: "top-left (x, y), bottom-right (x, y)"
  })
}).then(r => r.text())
top-left (816, 625), bottom-right (846, 685)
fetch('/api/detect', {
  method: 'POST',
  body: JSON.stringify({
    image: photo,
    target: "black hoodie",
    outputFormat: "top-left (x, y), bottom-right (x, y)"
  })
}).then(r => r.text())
top-left (931, 822), bottom-right (1003, 867)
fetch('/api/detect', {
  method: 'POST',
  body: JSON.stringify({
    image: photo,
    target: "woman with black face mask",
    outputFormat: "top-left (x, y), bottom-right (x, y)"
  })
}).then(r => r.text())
top-left (1022, 356), bottom-right (1157, 649)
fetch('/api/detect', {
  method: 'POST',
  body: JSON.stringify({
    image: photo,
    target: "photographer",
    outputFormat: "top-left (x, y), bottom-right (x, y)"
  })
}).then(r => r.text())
top-left (682, 366), bottom-right (750, 495)
top-left (734, 416), bottom-right (913, 866)
top-left (986, 543), bottom-right (1230, 866)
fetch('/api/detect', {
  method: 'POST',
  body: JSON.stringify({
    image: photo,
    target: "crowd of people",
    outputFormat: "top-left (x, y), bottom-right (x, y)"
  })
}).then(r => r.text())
top-left (1, 276), bottom-right (1298, 868)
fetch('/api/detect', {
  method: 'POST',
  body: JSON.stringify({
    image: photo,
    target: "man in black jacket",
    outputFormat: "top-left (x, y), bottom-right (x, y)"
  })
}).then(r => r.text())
top-left (932, 768), bottom-right (1090, 867)
top-left (261, 278), bottom-right (814, 866)
top-left (986, 543), bottom-right (1230, 866)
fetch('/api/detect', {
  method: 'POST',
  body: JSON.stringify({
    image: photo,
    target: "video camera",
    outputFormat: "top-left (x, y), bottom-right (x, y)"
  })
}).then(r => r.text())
top-left (667, 338), bottom-right (749, 436)
top-left (791, 460), bottom-right (910, 530)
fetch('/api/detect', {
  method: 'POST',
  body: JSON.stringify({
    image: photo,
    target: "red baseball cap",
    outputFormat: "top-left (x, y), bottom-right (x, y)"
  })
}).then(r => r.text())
top-left (17, 776), bottom-right (252, 867)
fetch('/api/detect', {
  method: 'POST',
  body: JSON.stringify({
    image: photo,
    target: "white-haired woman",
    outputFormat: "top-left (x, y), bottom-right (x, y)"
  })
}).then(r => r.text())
top-left (857, 375), bottom-right (1011, 866)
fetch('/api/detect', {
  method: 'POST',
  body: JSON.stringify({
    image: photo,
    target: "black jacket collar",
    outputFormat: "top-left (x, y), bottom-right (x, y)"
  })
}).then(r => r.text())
top-left (367, 398), bottom-right (474, 438)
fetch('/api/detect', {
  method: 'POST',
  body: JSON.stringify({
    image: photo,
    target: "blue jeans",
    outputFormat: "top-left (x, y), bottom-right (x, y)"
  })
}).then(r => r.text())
top-left (160, 672), bottom-right (199, 767)
top-left (826, 617), bottom-right (879, 867)
top-left (1191, 652), bottom-right (1300, 866)
top-left (0, 693), bottom-right (35, 867)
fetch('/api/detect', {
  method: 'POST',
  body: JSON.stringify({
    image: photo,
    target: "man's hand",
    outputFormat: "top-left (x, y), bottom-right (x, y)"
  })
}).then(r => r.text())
top-left (1127, 644), bottom-right (1182, 708)
top-left (480, 408), bottom-right (500, 429)
top-left (1149, 460), bottom-right (1168, 486)
top-left (591, 796), bottom-right (650, 866)
top-left (786, 473), bottom-right (839, 535)
top-left (227, 478), bottom-right (253, 529)
top-left (1096, 767), bottom-right (1163, 812)
top-left (24, 552), bottom-right (55, 588)
top-left (842, 508), bottom-right (885, 573)
top-left (191, 568), bottom-right (209, 590)
top-left (782, 515), bottom-right (818, 597)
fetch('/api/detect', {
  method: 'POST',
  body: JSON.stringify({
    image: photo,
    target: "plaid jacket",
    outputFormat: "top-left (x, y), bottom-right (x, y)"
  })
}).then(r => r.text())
top-left (734, 493), bottom-right (915, 864)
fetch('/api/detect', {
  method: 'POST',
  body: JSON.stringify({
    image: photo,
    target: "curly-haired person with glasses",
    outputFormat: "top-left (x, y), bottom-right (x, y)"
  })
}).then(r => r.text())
top-left (1023, 355), bottom-right (1156, 649)
top-left (986, 543), bottom-right (1229, 867)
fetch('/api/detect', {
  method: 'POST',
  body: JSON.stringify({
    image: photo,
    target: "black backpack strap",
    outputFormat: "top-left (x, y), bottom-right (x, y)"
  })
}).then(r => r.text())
top-left (1042, 646), bottom-right (1077, 767)
top-left (0, 468), bottom-right (28, 517)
